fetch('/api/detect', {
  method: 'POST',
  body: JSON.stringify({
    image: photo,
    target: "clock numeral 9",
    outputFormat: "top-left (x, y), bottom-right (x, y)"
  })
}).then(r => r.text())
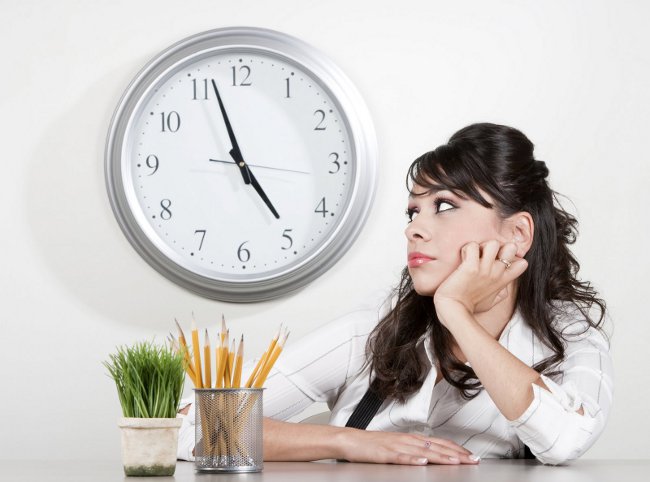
top-left (315, 197), bottom-right (329, 218)
top-left (146, 154), bottom-right (159, 175)
top-left (281, 229), bottom-right (293, 250)
top-left (328, 152), bottom-right (340, 174)
top-left (160, 199), bottom-right (172, 220)
top-left (237, 241), bottom-right (251, 263)
top-left (313, 110), bottom-right (326, 131)
top-left (232, 66), bottom-right (252, 87)
top-left (160, 111), bottom-right (181, 133)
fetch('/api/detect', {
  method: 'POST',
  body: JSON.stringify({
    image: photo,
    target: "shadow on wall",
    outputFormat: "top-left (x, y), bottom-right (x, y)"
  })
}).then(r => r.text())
top-left (22, 75), bottom-right (285, 329)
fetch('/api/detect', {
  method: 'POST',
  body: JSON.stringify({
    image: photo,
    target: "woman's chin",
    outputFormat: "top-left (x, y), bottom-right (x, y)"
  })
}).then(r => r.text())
top-left (412, 284), bottom-right (437, 297)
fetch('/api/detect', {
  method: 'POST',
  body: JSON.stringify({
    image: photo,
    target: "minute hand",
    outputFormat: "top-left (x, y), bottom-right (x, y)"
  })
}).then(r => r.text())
top-left (211, 79), bottom-right (251, 184)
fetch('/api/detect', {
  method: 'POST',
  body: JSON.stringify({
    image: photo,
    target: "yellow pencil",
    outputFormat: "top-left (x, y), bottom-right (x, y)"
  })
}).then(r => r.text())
top-left (254, 329), bottom-right (290, 388)
top-left (203, 329), bottom-right (212, 388)
top-left (174, 318), bottom-right (197, 385)
top-left (191, 319), bottom-right (203, 388)
top-left (233, 335), bottom-right (244, 388)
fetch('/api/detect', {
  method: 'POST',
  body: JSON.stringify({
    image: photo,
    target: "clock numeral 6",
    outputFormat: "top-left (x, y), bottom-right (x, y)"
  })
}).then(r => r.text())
top-left (315, 197), bottom-right (329, 218)
top-left (160, 199), bottom-right (172, 220)
top-left (160, 111), bottom-right (181, 133)
top-left (281, 229), bottom-right (293, 250)
top-left (237, 241), bottom-right (251, 263)
top-left (313, 110), bottom-right (327, 131)
top-left (232, 66), bottom-right (252, 87)
top-left (328, 152), bottom-right (340, 174)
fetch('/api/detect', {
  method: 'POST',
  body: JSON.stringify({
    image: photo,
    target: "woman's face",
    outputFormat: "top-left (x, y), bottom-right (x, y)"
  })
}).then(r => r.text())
top-left (405, 184), bottom-right (509, 296)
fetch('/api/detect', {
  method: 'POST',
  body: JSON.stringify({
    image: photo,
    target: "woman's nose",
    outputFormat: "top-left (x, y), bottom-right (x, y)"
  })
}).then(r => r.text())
top-left (405, 216), bottom-right (431, 241)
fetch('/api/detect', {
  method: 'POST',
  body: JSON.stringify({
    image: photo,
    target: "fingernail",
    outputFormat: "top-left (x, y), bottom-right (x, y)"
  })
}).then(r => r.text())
top-left (448, 456), bottom-right (460, 463)
top-left (416, 457), bottom-right (428, 465)
top-left (469, 455), bottom-right (481, 462)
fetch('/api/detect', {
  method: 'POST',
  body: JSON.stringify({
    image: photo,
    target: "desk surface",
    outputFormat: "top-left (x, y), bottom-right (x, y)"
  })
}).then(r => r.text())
top-left (3, 459), bottom-right (648, 481)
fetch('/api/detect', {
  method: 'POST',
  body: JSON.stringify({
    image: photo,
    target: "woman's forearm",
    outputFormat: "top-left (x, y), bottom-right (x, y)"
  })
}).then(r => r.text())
top-left (263, 417), bottom-right (347, 461)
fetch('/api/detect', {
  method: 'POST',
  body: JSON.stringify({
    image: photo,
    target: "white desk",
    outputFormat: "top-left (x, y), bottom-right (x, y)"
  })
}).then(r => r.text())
top-left (2, 459), bottom-right (648, 481)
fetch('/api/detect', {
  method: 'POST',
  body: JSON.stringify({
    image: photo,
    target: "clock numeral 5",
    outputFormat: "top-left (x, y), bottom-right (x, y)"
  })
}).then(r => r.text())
top-left (281, 229), bottom-right (293, 250)
top-left (232, 66), bottom-right (252, 87)
top-left (160, 111), bottom-right (181, 133)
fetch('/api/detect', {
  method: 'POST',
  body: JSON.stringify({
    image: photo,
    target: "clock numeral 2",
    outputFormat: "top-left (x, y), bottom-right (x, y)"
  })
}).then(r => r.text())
top-left (160, 111), bottom-right (181, 132)
top-left (313, 110), bottom-right (326, 131)
top-left (232, 66), bottom-right (252, 86)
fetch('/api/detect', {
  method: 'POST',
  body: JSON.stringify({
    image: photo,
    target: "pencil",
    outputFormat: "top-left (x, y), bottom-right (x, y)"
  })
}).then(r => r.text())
top-left (233, 335), bottom-right (244, 388)
top-left (191, 319), bottom-right (203, 388)
top-left (246, 324), bottom-right (282, 387)
top-left (254, 329), bottom-right (290, 388)
top-left (204, 329), bottom-right (212, 388)
top-left (174, 318), bottom-right (197, 385)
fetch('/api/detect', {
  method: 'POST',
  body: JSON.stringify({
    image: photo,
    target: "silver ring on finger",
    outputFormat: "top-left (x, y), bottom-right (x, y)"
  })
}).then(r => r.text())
top-left (498, 258), bottom-right (512, 269)
top-left (424, 440), bottom-right (432, 449)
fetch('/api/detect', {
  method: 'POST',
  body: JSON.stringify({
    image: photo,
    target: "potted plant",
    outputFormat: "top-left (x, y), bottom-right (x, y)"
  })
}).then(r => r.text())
top-left (104, 340), bottom-right (185, 476)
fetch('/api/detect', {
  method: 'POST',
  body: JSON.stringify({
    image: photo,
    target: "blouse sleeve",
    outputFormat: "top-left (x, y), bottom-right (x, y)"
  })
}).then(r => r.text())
top-left (509, 323), bottom-right (614, 465)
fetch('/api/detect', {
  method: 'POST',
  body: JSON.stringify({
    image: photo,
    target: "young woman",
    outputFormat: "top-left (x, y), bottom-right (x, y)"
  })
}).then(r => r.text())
top-left (178, 123), bottom-right (612, 466)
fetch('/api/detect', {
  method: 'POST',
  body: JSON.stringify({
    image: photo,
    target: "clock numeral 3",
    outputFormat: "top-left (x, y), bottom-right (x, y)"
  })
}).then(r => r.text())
top-left (160, 199), bottom-right (173, 220)
top-left (313, 110), bottom-right (326, 131)
top-left (328, 152), bottom-right (340, 174)
top-left (281, 229), bottom-right (293, 250)
top-left (237, 241), bottom-right (251, 263)
top-left (232, 66), bottom-right (252, 87)
top-left (315, 198), bottom-right (329, 218)
top-left (160, 111), bottom-right (181, 133)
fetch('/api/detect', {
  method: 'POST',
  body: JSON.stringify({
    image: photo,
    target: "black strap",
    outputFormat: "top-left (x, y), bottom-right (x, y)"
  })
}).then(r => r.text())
top-left (345, 386), bottom-right (384, 429)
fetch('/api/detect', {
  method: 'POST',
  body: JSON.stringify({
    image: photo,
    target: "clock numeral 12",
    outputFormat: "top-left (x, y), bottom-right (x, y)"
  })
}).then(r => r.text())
top-left (232, 66), bottom-right (252, 86)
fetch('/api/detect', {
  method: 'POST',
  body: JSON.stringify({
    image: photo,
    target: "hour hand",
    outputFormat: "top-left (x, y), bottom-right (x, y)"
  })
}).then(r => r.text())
top-left (246, 166), bottom-right (280, 219)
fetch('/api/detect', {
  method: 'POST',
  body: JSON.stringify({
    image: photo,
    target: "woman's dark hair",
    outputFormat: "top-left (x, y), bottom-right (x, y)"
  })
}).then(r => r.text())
top-left (367, 122), bottom-right (607, 402)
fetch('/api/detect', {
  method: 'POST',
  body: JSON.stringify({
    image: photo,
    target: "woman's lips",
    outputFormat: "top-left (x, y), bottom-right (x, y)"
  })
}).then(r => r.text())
top-left (408, 252), bottom-right (434, 268)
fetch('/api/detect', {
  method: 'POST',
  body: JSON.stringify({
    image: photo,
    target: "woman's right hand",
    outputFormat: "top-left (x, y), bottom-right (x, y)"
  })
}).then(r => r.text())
top-left (338, 428), bottom-right (480, 465)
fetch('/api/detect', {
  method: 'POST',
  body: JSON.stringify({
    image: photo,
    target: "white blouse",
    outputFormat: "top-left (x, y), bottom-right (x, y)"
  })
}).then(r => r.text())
top-left (178, 303), bottom-right (613, 465)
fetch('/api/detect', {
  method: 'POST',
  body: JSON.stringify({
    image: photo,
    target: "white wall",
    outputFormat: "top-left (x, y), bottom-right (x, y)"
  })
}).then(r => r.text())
top-left (1, 0), bottom-right (648, 461)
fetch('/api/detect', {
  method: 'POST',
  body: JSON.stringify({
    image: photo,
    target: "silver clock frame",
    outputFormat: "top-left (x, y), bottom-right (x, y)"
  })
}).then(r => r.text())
top-left (105, 27), bottom-right (378, 302)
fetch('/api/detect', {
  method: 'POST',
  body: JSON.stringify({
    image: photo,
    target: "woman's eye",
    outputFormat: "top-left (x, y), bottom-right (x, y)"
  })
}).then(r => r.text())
top-left (405, 208), bottom-right (419, 222)
top-left (435, 200), bottom-right (455, 213)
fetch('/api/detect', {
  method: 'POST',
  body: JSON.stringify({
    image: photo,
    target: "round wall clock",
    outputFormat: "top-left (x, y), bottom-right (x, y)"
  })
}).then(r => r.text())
top-left (105, 27), bottom-right (377, 302)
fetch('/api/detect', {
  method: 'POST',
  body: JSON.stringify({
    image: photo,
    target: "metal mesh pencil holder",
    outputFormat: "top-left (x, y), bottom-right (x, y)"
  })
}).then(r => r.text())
top-left (194, 388), bottom-right (264, 473)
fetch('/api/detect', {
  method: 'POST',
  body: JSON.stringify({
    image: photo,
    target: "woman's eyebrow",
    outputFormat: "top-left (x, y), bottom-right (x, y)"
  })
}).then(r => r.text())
top-left (408, 186), bottom-right (455, 199)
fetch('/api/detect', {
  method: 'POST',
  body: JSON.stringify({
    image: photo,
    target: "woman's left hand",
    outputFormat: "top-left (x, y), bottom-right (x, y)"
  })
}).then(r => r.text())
top-left (433, 240), bottom-right (528, 322)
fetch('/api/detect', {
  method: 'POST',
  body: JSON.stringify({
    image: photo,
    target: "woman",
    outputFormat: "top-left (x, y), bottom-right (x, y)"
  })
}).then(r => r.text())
top-left (178, 123), bottom-right (612, 466)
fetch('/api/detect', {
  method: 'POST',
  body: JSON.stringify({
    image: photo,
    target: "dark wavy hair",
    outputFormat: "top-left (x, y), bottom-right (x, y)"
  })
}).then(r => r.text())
top-left (367, 123), bottom-right (607, 402)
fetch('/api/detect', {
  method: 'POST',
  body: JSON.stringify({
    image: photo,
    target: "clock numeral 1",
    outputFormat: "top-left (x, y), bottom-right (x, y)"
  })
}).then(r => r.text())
top-left (160, 111), bottom-right (181, 133)
top-left (232, 65), bottom-right (252, 86)
top-left (281, 229), bottom-right (293, 250)
top-left (160, 199), bottom-right (172, 220)
top-left (315, 197), bottom-right (329, 218)
top-left (146, 154), bottom-right (160, 175)
top-left (192, 78), bottom-right (211, 100)
top-left (194, 230), bottom-right (206, 250)
top-left (237, 241), bottom-right (251, 263)
top-left (313, 110), bottom-right (326, 131)
top-left (285, 77), bottom-right (291, 98)
top-left (328, 152), bottom-right (340, 174)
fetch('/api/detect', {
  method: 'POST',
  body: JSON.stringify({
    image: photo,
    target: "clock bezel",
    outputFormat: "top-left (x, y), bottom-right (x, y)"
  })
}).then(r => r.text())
top-left (105, 27), bottom-right (378, 302)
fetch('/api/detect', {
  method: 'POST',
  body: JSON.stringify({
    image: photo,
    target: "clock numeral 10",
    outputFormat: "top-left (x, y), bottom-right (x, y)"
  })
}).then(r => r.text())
top-left (160, 111), bottom-right (181, 132)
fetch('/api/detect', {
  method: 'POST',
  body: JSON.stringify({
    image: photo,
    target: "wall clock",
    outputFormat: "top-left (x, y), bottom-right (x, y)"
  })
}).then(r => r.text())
top-left (105, 27), bottom-right (377, 302)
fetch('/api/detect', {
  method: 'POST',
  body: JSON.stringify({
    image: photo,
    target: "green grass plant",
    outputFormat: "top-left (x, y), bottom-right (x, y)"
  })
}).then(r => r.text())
top-left (104, 340), bottom-right (185, 418)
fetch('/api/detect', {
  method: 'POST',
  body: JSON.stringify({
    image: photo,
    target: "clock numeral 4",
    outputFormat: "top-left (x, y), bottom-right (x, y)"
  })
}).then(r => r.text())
top-left (315, 198), bottom-right (329, 218)
top-left (232, 66), bottom-right (252, 87)
top-left (160, 111), bottom-right (181, 133)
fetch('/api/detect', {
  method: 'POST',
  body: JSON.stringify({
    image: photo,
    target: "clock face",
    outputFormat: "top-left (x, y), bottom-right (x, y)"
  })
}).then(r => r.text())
top-left (107, 28), bottom-right (377, 301)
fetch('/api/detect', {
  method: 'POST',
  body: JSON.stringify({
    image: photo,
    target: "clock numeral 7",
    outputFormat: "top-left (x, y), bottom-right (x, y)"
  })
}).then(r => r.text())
top-left (194, 230), bottom-right (206, 251)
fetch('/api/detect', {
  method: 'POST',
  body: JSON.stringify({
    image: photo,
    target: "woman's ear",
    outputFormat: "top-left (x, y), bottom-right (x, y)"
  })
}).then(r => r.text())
top-left (506, 212), bottom-right (534, 258)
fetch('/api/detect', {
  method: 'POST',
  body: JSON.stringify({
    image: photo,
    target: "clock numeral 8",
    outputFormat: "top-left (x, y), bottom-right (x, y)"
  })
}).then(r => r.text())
top-left (237, 241), bottom-right (251, 263)
top-left (160, 199), bottom-right (172, 220)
